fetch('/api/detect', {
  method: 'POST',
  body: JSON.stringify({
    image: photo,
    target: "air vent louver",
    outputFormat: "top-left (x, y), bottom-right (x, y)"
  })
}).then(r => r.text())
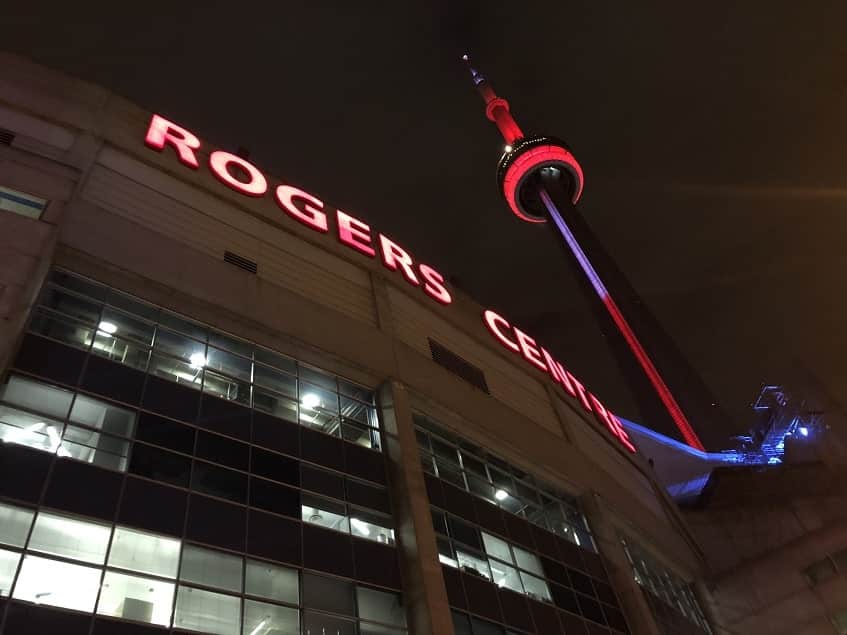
top-left (224, 250), bottom-right (258, 274)
top-left (428, 339), bottom-right (490, 394)
top-left (0, 128), bottom-right (15, 146)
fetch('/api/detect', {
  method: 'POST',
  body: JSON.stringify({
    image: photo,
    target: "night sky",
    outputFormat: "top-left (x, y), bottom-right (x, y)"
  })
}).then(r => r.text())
top-left (4, 2), bottom-right (846, 448)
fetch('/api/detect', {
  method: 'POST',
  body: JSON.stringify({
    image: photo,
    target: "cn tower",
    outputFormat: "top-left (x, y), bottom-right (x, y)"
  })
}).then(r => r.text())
top-left (463, 55), bottom-right (706, 451)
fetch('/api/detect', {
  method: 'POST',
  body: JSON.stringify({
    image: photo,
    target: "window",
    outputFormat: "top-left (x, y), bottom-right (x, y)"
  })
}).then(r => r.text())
top-left (350, 511), bottom-right (395, 546)
top-left (245, 559), bottom-right (298, 604)
top-left (415, 416), bottom-right (594, 550)
top-left (302, 495), bottom-right (349, 533)
top-left (243, 599), bottom-right (299, 635)
top-left (0, 549), bottom-right (21, 596)
top-left (357, 586), bottom-right (407, 629)
top-left (97, 571), bottom-right (175, 626)
top-left (0, 185), bottom-right (47, 220)
top-left (180, 544), bottom-right (242, 593)
top-left (0, 503), bottom-right (34, 547)
top-left (28, 511), bottom-right (111, 564)
top-left (13, 554), bottom-right (101, 611)
top-left (107, 526), bottom-right (180, 578)
top-left (175, 585), bottom-right (241, 635)
top-left (24, 269), bottom-right (384, 453)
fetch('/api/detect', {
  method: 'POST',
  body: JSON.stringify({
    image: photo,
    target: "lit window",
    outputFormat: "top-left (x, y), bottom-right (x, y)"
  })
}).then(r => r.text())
top-left (0, 185), bottom-right (47, 220)
top-left (13, 554), bottom-right (101, 611)
top-left (0, 502), bottom-right (34, 547)
top-left (513, 546), bottom-right (544, 577)
top-left (28, 511), bottom-right (111, 565)
top-left (179, 545), bottom-right (242, 593)
top-left (60, 424), bottom-right (131, 471)
top-left (245, 559), bottom-right (299, 605)
top-left (302, 495), bottom-right (349, 533)
top-left (70, 394), bottom-right (137, 437)
top-left (243, 599), bottom-right (299, 635)
top-left (489, 560), bottom-right (523, 593)
top-left (97, 571), bottom-right (175, 626)
top-left (456, 550), bottom-right (491, 581)
top-left (481, 532), bottom-right (512, 563)
top-left (519, 572), bottom-right (552, 603)
top-left (349, 511), bottom-right (395, 545)
top-left (174, 585), bottom-right (241, 635)
top-left (0, 375), bottom-right (74, 419)
top-left (107, 527), bottom-right (180, 578)
top-left (0, 549), bottom-right (21, 597)
top-left (0, 404), bottom-right (65, 455)
top-left (302, 611), bottom-right (356, 635)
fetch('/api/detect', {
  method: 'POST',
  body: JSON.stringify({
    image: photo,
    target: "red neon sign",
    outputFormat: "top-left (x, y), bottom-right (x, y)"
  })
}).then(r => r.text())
top-left (482, 309), bottom-right (636, 453)
top-left (144, 115), bottom-right (453, 307)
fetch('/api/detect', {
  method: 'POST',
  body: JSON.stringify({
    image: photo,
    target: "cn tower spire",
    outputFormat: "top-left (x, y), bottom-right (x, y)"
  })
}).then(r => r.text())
top-left (463, 55), bottom-right (706, 451)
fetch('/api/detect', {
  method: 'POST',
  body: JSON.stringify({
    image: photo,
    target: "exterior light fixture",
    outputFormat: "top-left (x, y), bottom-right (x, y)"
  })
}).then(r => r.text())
top-left (301, 393), bottom-right (321, 410)
top-left (97, 321), bottom-right (117, 336)
top-left (189, 352), bottom-right (207, 369)
top-left (495, 489), bottom-right (509, 501)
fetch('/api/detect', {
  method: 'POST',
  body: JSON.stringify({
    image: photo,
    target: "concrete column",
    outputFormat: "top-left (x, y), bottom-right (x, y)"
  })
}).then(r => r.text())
top-left (379, 379), bottom-right (454, 635)
top-left (580, 492), bottom-right (662, 635)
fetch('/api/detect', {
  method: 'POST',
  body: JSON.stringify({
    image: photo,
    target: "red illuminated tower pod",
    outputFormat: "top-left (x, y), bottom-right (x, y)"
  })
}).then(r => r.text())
top-left (464, 56), bottom-right (706, 451)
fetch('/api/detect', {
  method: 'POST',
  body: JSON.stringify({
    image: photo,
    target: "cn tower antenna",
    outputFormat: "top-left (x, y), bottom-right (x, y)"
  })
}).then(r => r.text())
top-left (463, 55), bottom-right (706, 451)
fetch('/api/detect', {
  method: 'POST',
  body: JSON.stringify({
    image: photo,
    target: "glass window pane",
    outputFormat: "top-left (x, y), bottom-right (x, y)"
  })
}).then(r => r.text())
top-left (482, 533), bottom-right (513, 564)
top-left (302, 573), bottom-right (355, 614)
top-left (339, 396), bottom-right (377, 427)
top-left (456, 549), bottom-right (491, 581)
top-left (0, 503), bottom-right (34, 547)
top-left (108, 527), bottom-right (180, 578)
top-left (97, 571), bottom-right (175, 626)
top-left (243, 599), bottom-right (299, 635)
top-left (254, 348), bottom-right (296, 375)
top-left (13, 554), bottom-right (101, 611)
top-left (342, 419), bottom-right (380, 450)
top-left (180, 544), bottom-right (242, 593)
top-left (489, 560), bottom-right (523, 593)
top-left (252, 387), bottom-right (298, 423)
top-left (149, 353), bottom-right (204, 389)
top-left (28, 310), bottom-right (95, 350)
top-left (299, 384), bottom-right (340, 434)
top-left (69, 395), bottom-right (136, 437)
top-left (245, 559), bottom-right (298, 604)
top-left (520, 572), bottom-right (552, 602)
top-left (337, 379), bottom-right (374, 403)
top-left (175, 585), bottom-right (241, 635)
top-left (357, 587), bottom-right (406, 628)
top-left (303, 611), bottom-right (356, 635)
top-left (0, 375), bottom-right (73, 419)
top-left (0, 549), bottom-right (20, 597)
top-left (0, 405), bottom-right (63, 455)
top-left (90, 333), bottom-right (150, 370)
top-left (39, 286), bottom-right (102, 324)
top-left (298, 366), bottom-right (336, 391)
top-left (103, 288), bottom-right (160, 322)
top-left (253, 364), bottom-right (296, 399)
top-left (203, 370), bottom-right (251, 406)
top-left (209, 331), bottom-right (254, 359)
top-left (437, 538), bottom-right (457, 568)
top-left (60, 424), bottom-right (130, 471)
top-left (50, 271), bottom-right (108, 302)
top-left (206, 346), bottom-right (252, 383)
top-left (158, 313), bottom-right (208, 342)
top-left (154, 328), bottom-right (206, 363)
top-left (97, 307), bottom-right (155, 346)
top-left (0, 185), bottom-right (47, 219)
top-left (302, 495), bottom-right (349, 533)
top-left (513, 546), bottom-right (543, 576)
top-left (28, 511), bottom-right (111, 564)
top-left (349, 512), bottom-right (395, 546)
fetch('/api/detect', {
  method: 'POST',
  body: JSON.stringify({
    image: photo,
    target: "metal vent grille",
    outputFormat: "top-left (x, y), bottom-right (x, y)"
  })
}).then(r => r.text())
top-left (0, 128), bottom-right (14, 146)
top-left (428, 339), bottom-right (489, 394)
top-left (224, 250), bottom-right (258, 274)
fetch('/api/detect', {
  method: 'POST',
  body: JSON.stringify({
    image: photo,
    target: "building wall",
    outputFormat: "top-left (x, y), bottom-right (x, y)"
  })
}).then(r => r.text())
top-left (0, 52), bottom-right (714, 635)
